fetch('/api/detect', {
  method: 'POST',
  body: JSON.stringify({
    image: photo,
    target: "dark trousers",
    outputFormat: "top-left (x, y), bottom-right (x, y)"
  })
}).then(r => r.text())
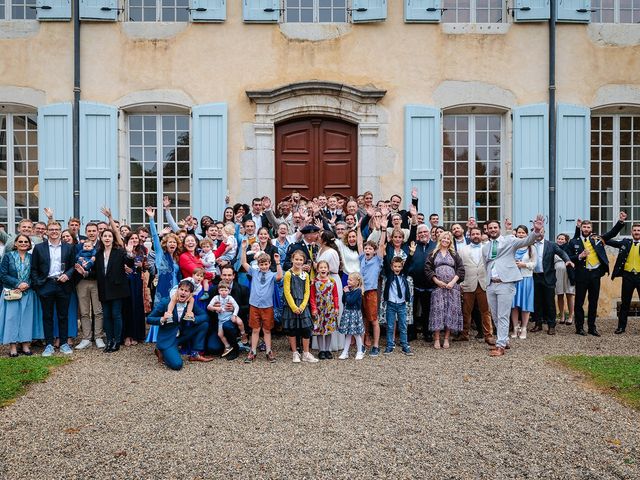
top-left (618, 271), bottom-right (640, 330)
top-left (533, 273), bottom-right (557, 328)
top-left (574, 270), bottom-right (601, 332)
top-left (102, 299), bottom-right (124, 345)
top-left (162, 322), bottom-right (209, 370)
top-left (206, 320), bottom-right (239, 359)
top-left (39, 280), bottom-right (71, 346)
top-left (413, 288), bottom-right (432, 340)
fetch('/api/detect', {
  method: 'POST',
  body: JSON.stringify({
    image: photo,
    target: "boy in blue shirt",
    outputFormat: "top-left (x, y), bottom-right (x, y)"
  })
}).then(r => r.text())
top-left (358, 224), bottom-right (386, 357)
top-left (383, 251), bottom-right (415, 356)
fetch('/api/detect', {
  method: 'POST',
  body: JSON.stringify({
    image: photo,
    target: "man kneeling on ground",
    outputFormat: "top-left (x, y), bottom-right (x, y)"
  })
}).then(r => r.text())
top-left (147, 279), bottom-right (213, 369)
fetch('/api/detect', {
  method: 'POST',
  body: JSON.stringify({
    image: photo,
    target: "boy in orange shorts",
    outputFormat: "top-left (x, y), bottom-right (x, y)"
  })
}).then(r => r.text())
top-left (240, 241), bottom-right (283, 363)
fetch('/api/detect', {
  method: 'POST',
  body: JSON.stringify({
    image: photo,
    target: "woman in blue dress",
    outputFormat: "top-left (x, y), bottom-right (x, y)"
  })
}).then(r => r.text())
top-left (511, 225), bottom-right (537, 340)
top-left (0, 234), bottom-right (41, 356)
top-left (145, 207), bottom-right (182, 343)
top-left (53, 229), bottom-right (78, 347)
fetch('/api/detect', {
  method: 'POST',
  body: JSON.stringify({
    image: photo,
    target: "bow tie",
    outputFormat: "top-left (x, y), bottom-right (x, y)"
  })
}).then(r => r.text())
top-left (470, 243), bottom-right (481, 248)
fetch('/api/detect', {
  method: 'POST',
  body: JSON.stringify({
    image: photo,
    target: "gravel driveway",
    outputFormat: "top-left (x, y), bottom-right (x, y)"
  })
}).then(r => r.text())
top-left (1, 318), bottom-right (639, 479)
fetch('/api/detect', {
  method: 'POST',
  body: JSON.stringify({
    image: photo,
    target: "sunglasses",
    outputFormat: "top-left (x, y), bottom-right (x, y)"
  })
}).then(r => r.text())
top-left (16, 240), bottom-right (30, 244)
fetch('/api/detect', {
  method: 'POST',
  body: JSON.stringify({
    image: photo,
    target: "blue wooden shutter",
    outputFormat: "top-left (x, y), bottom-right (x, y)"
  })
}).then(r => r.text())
top-left (513, 0), bottom-right (550, 21)
top-left (556, 0), bottom-right (591, 22)
top-left (79, 0), bottom-right (119, 20)
top-left (38, 103), bottom-right (73, 224)
top-left (404, 0), bottom-right (441, 23)
top-left (512, 104), bottom-right (549, 227)
top-left (352, 0), bottom-right (387, 22)
top-left (243, 0), bottom-right (278, 22)
top-left (556, 104), bottom-right (590, 235)
top-left (79, 102), bottom-right (119, 224)
top-left (190, 0), bottom-right (226, 22)
top-left (36, 0), bottom-right (71, 20)
top-left (192, 103), bottom-right (227, 221)
top-left (405, 105), bottom-right (442, 217)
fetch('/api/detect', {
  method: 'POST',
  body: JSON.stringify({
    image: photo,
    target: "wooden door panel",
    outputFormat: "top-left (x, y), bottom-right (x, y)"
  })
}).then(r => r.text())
top-left (276, 117), bottom-right (357, 202)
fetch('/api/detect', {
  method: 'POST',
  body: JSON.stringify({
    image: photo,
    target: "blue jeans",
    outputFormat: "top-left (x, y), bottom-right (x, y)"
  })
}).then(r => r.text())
top-left (102, 299), bottom-right (123, 345)
top-left (386, 301), bottom-right (408, 349)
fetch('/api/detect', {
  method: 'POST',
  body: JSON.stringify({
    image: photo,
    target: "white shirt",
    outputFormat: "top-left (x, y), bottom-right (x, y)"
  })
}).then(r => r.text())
top-left (251, 212), bottom-right (263, 230)
top-left (534, 241), bottom-right (544, 273)
top-left (48, 241), bottom-right (63, 277)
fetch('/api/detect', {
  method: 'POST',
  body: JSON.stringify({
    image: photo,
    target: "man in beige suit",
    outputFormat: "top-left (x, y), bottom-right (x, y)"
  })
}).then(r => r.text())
top-left (459, 227), bottom-right (494, 345)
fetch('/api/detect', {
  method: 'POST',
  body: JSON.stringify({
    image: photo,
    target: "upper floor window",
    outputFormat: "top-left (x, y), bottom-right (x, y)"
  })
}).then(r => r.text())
top-left (442, 0), bottom-right (504, 23)
top-left (0, 113), bottom-right (39, 233)
top-left (285, 0), bottom-right (347, 23)
top-left (590, 114), bottom-right (640, 234)
top-left (128, 114), bottom-right (190, 227)
top-left (0, 0), bottom-right (37, 19)
top-left (128, 0), bottom-right (189, 22)
top-left (591, 0), bottom-right (640, 23)
top-left (442, 114), bottom-right (503, 226)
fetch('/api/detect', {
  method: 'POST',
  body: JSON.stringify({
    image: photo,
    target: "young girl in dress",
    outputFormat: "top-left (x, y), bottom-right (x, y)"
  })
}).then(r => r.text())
top-left (310, 260), bottom-right (339, 360)
top-left (282, 250), bottom-right (318, 364)
top-left (338, 272), bottom-right (365, 360)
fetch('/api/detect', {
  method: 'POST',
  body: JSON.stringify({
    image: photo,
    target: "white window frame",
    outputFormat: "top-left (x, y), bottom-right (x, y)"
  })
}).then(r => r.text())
top-left (283, 0), bottom-right (348, 23)
top-left (442, 0), bottom-right (505, 23)
top-left (127, 0), bottom-right (189, 22)
top-left (442, 113), bottom-right (505, 227)
top-left (590, 113), bottom-right (640, 236)
top-left (591, 0), bottom-right (640, 23)
top-left (0, 112), bottom-right (39, 235)
top-left (126, 113), bottom-right (191, 229)
top-left (0, 0), bottom-right (37, 20)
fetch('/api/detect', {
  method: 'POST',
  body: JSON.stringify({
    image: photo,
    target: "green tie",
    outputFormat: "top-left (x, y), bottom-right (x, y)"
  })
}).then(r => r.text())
top-left (491, 240), bottom-right (498, 259)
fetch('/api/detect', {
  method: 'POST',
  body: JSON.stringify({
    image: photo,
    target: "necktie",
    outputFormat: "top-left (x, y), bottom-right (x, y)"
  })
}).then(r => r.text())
top-left (395, 275), bottom-right (403, 300)
top-left (491, 240), bottom-right (498, 259)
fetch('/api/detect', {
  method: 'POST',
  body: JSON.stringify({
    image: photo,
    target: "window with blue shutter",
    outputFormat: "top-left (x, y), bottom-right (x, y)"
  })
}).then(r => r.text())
top-left (556, 0), bottom-right (592, 22)
top-left (37, 103), bottom-right (73, 224)
top-left (513, 0), bottom-right (550, 21)
top-left (243, 0), bottom-right (278, 22)
top-left (79, 102), bottom-right (119, 224)
top-left (556, 104), bottom-right (590, 235)
top-left (512, 104), bottom-right (549, 227)
top-left (36, 0), bottom-right (71, 20)
top-left (79, 0), bottom-right (119, 21)
top-left (192, 103), bottom-right (227, 220)
top-left (404, 0), bottom-right (442, 23)
top-left (190, 0), bottom-right (226, 22)
top-left (405, 105), bottom-right (442, 217)
top-left (352, 0), bottom-right (387, 22)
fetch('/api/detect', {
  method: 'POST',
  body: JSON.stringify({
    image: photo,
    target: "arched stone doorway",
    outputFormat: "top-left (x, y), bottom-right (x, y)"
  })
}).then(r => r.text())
top-left (275, 116), bottom-right (357, 201)
top-left (244, 81), bottom-right (390, 201)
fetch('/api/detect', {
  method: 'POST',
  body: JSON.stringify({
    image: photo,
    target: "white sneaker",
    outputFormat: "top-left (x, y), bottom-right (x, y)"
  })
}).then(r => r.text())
top-left (292, 351), bottom-right (301, 363)
top-left (519, 327), bottom-right (527, 340)
top-left (301, 352), bottom-right (318, 363)
top-left (355, 351), bottom-right (365, 360)
top-left (95, 338), bottom-right (106, 349)
top-left (75, 339), bottom-right (92, 350)
top-left (338, 352), bottom-right (349, 360)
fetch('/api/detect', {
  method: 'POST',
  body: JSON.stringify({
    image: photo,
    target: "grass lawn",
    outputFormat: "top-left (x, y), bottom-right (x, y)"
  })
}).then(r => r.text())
top-left (552, 355), bottom-right (640, 411)
top-left (0, 356), bottom-right (69, 407)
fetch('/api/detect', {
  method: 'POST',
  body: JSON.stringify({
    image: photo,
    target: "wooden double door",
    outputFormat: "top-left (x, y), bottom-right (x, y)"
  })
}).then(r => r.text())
top-left (275, 117), bottom-right (357, 202)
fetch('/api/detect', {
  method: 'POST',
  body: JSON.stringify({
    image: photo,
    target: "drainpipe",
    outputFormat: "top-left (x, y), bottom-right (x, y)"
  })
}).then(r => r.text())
top-left (72, 0), bottom-right (81, 218)
top-left (548, 0), bottom-right (557, 239)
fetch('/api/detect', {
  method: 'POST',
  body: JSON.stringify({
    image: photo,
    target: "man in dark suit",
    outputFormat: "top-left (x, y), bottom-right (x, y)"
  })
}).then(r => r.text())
top-left (147, 280), bottom-right (213, 370)
top-left (242, 197), bottom-right (271, 232)
top-left (568, 212), bottom-right (626, 336)
top-left (282, 225), bottom-right (320, 272)
top-left (387, 187), bottom-right (419, 229)
top-left (529, 231), bottom-right (573, 335)
top-left (205, 265), bottom-right (250, 360)
top-left (30, 221), bottom-right (76, 356)
top-left (607, 212), bottom-right (638, 334)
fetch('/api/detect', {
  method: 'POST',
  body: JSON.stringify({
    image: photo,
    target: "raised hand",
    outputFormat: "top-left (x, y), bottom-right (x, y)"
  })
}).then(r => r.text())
top-left (161, 226), bottom-right (172, 236)
top-left (409, 204), bottom-right (417, 217)
top-left (43, 207), bottom-right (54, 219)
top-left (101, 206), bottom-right (112, 219)
top-left (504, 217), bottom-right (513, 231)
top-left (409, 241), bottom-right (417, 255)
top-left (273, 252), bottom-right (280, 264)
top-left (411, 186), bottom-right (418, 199)
top-left (314, 218), bottom-right (323, 229)
top-left (163, 195), bottom-right (171, 209)
top-left (532, 214), bottom-right (544, 234)
top-left (145, 206), bottom-right (156, 218)
top-left (262, 196), bottom-right (272, 210)
top-left (620, 211), bottom-right (628, 222)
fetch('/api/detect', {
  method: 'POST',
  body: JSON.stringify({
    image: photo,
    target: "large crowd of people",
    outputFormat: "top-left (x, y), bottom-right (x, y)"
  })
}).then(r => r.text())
top-left (0, 189), bottom-right (635, 369)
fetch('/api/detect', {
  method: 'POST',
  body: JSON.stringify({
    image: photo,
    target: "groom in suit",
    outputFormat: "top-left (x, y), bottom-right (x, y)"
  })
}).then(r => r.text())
top-left (30, 221), bottom-right (76, 356)
top-left (483, 215), bottom-right (544, 357)
top-left (146, 280), bottom-right (213, 370)
top-left (459, 227), bottom-right (494, 345)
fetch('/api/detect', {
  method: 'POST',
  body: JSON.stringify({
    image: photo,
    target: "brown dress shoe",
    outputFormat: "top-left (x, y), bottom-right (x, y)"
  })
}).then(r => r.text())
top-left (530, 324), bottom-right (543, 333)
top-left (547, 327), bottom-right (556, 335)
top-left (154, 347), bottom-right (164, 364)
top-left (189, 353), bottom-right (214, 362)
top-left (484, 336), bottom-right (496, 346)
top-left (489, 347), bottom-right (505, 357)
